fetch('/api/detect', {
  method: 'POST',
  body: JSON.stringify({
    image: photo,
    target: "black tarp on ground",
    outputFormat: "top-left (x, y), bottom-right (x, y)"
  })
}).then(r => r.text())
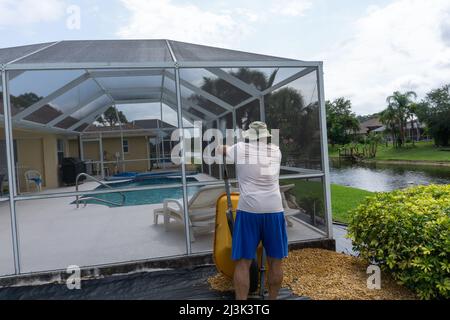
top-left (0, 265), bottom-right (306, 300)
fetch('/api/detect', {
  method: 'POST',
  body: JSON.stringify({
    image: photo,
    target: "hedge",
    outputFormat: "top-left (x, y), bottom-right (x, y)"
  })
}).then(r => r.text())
top-left (348, 185), bottom-right (450, 299)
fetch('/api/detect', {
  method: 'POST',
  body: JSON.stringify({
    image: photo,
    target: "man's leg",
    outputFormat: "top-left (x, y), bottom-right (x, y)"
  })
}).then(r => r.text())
top-left (233, 259), bottom-right (253, 300)
top-left (267, 257), bottom-right (283, 300)
top-left (262, 212), bottom-right (288, 300)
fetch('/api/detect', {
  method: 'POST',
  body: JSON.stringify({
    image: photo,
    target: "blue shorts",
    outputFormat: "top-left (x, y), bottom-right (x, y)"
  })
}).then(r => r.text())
top-left (232, 210), bottom-right (288, 261)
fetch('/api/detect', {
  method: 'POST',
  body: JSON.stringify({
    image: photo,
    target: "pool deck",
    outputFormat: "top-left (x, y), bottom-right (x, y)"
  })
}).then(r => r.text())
top-left (0, 173), bottom-right (327, 277)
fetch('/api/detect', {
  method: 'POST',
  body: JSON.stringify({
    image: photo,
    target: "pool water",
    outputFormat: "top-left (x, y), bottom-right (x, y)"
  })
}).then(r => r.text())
top-left (81, 177), bottom-right (201, 207)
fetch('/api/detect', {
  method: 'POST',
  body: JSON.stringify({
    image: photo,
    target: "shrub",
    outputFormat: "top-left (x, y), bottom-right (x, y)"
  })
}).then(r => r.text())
top-left (348, 185), bottom-right (450, 299)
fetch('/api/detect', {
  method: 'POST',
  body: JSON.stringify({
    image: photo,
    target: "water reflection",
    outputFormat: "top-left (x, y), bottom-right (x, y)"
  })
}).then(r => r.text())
top-left (330, 160), bottom-right (450, 192)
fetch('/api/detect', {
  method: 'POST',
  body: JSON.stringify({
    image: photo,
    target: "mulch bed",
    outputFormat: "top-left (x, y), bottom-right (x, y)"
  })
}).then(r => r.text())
top-left (208, 248), bottom-right (416, 300)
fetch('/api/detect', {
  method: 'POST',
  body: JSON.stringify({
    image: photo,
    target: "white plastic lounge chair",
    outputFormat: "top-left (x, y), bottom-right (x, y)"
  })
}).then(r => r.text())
top-left (280, 184), bottom-right (302, 227)
top-left (154, 184), bottom-right (301, 241)
top-left (153, 185), bottom-right (227, 241)
top-left (24, 170), bottom-right (43, 192)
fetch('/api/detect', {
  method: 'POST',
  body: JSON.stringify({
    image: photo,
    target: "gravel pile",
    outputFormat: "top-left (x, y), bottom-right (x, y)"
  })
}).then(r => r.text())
top-left (208, 248), bottom-right (416, 300)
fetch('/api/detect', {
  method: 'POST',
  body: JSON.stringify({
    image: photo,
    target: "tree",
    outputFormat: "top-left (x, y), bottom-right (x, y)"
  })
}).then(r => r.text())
top-left (194, 67), bottom-right (278, 130)
top-left (382, 91), bottom-right (417, 147)
top-left (362, 132), bottom-right (383, 158)
top-left (407, 102), bottom-right (419, 146)
top-left (357, 113), bottom-right (380, 123)
top-left (190, 67), bottom-right (322, 167)
top-left (380, 105), bottom-right (398, 147)
top-left (97, 107), bottom-right (128, 127)
top-left (325, 98), bottom-right (360, 146)
top-left (266, 88), bottom-right (322, 162)
top-left (416, 84), bottom-right (450, 147)
top-left (10, 92), bottom-right (42, 109)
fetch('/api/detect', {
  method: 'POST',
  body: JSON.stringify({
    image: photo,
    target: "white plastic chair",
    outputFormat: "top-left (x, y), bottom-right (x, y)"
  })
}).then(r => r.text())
top-left (25, 170), bottom-right (43, 192)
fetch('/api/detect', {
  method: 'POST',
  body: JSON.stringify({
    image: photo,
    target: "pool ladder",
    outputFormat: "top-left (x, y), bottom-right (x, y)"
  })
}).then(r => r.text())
top-left (75, 173), bottom-right (126, 208)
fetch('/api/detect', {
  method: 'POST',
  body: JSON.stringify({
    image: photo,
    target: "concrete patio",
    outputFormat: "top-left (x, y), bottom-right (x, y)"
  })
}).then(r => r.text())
top-left (0, 178), bottom-right (326, 276)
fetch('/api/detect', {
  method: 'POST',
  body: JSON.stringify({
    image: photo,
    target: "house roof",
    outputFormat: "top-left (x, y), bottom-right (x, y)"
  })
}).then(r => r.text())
top-left (84, 119), bottom-right (174, 132)
top-left (360, 119), bottom-right (426, 134)
top-left (358, 117), bottom-right (383, 134)
top-left (84, 122), bottom-right (143, 132)
top-left (77, 119), bottom-right (175, 139)
top-left (361, 117), bottom-right (382, 128)
top-left (372, 126), bottom-right (386, 133)
top-left (132, 119), bottom-right (175, 129)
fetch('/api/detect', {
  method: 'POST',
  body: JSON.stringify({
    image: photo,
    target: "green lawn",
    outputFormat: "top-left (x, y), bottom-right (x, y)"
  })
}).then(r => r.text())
top-left (282, 180), bottom-right (373, 224)
top-left (330, 184), bottom-right (373, 224)
top-left (329, 141), bottom-right (450, 162)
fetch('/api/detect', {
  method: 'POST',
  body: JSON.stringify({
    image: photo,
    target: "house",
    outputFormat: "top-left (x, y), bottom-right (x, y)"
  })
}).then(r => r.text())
top-left (68, 119), bottom-right (177, 176)
top-left (371, 119), bottom-right (428, 142)
top-left (1, 94), bottom-right (175, 192)
top-left (357, 117), bottom-right (383, 135)
top-left (0, 99), bottom-right (75, 192)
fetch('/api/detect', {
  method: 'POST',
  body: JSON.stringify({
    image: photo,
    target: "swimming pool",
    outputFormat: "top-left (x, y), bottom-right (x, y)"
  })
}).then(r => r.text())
top-left (79, 176), bottom-right (201, 207)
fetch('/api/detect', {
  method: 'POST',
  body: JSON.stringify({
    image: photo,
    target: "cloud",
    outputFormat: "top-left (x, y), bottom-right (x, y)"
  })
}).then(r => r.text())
top-left (117, 0), bottom-right (314, 47)
top-left (270, 0), bottom-right (312, 17)
top-left (441, 13), bottom-right (450, 45)
top-left (0, 0), bottom-right (66, 27)
top-left (321, 0), bottom-right (450, 115)
top-left (117, 0), bottom-right (244, 47)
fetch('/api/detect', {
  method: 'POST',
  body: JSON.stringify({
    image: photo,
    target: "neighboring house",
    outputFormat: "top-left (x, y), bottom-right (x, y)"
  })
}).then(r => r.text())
top-left (0, 126), bottom-right (71, 193)
top-left (405, 120), bottom-right (428, 141)
top-left (371, 120), bottom-right (428, 142)
top-left (1, 95), bottom-right (175, 192)
top-left (357, 117), bottom-right (383, 135)
top-left (68, 119), bottom-right (176, 176)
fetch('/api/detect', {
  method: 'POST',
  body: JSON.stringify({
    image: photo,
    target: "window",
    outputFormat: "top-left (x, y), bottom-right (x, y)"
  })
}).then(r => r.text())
top-left (0, 140), bottom-right (18, 171)
top-left (57, 139), bottom-right (65, 165)
top-left (122, 139), bottom-right (129, 154)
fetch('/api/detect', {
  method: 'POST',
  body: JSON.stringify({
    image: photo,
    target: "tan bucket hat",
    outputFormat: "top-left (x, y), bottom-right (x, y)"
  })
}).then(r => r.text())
top-left (242, 121), bottom-right (272, 141)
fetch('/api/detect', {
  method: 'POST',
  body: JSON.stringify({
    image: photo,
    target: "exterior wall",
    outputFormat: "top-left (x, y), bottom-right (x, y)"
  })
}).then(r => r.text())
top-left (0, 126), bottom-right (153, 193)
top-left (83, 141), bottom-right (101, 161)
top-left (101, 138), bottom-right (122, 174)
top-left (0, 128), bottom-right (69, 192)
top-left (100, 136), bottom-right (149, 174)
top-left (123, 136), bottom-right (150, 172)
top-left (68, 135), bottom-right (151, 175)
top-left (68, 140), bottom-right (79, 158)
top-left (16, 136), bottom-right (44, 192)
top-left (41, 135), bottom-right (59, 190)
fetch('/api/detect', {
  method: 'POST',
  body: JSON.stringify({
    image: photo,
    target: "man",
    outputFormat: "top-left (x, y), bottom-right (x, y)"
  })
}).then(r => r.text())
top-left (219, 121), bottom-right (288, 300)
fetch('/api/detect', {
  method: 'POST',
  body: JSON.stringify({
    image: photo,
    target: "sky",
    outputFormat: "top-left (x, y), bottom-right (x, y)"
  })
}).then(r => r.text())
top-left (0, 0), bottom-right (449, 116)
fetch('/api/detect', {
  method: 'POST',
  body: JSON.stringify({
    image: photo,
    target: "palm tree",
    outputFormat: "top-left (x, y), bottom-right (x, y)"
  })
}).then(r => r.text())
top-left (407, 102), bottom-right (418, 145)
top-left (385, 91), bottom-right (417, 147)
top-left (380, 105), bottom-right (398, 147)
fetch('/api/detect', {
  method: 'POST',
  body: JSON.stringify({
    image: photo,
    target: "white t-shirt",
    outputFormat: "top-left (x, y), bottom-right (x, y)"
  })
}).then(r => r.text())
top-left (226, 141), bottom-right (283, 214)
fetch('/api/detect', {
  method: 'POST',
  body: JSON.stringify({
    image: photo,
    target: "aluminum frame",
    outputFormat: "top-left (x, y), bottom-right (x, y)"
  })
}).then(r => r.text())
top-left (0, 41), bottom-right (332, 277)
top-left (1, 69), bottom-right (21, 274)
top-left (4, 60), bottom-right (322, 71)
top-left (317, 64), bottom-right (333, 238)
top-left (4, 64), bottom-right (318, 134)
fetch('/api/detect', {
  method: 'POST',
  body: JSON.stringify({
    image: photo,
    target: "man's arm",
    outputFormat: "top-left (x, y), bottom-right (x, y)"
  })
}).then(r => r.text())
top-left (217, 145), bottom-right (228, 156)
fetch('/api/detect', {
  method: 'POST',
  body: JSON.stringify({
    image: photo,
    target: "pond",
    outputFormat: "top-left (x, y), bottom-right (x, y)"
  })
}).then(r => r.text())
top-left (330, 160), bottom-right (450, 192)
